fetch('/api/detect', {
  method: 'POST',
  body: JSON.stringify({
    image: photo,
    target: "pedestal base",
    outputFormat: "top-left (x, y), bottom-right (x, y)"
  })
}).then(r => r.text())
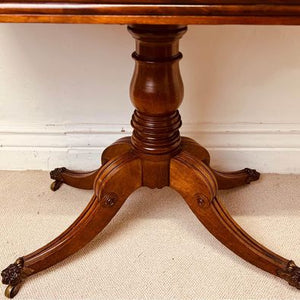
top-left (2, 137), bottom-right (299, 298)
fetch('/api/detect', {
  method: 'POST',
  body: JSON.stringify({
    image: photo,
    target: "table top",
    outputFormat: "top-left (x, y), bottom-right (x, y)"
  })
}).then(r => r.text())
top-left (1, 1), bottom-right (300, 25)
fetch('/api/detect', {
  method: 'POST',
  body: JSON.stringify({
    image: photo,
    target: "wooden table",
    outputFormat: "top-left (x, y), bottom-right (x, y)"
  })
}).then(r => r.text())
top-left (1, 1), bottom-right (300, 298)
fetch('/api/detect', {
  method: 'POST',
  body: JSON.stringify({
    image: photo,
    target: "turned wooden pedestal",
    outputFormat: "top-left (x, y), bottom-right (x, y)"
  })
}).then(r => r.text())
top-left (1, 25), bottom-right (299, 298)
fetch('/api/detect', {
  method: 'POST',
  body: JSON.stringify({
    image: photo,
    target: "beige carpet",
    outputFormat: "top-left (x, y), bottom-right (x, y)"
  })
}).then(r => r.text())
top-left (0, 171), bottom-right (299, 299)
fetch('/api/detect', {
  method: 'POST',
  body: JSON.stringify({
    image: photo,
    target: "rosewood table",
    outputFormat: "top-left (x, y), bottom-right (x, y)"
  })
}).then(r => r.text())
top-left (1, 1), bottom-right (300, 298)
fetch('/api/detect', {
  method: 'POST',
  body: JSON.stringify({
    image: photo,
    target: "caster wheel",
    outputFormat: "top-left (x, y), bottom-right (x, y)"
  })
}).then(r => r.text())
top-left (5, 285), bottom-right (20, 299)
top-left (50, 180), bottom-right (63, 191)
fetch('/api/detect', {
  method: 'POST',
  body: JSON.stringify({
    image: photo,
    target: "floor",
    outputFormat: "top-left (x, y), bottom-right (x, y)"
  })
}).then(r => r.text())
top-left (0, 171), bottom-right (299, 299)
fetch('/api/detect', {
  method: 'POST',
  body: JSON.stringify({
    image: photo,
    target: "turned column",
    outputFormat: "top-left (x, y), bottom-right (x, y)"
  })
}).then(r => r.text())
top-left (128, 25), bottom-right (187, 188)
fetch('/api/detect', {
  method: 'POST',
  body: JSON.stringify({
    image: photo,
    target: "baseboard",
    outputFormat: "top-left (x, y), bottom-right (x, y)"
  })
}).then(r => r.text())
top-left (0, 123), bottom-right (300, 173)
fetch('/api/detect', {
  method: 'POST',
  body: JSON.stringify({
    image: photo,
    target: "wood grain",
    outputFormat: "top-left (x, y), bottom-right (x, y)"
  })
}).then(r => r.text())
top-left (170, 151), bottom-right (290, 277)
top-left (1, 1), bottom-right (300, 24)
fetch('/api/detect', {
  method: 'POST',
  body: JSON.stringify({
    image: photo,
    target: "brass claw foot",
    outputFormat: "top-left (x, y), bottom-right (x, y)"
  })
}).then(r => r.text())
top-left (50, 167), bottom-right (66, 191)
top-left (243, 168), bottom-right (260, 184)
top-left (278, 261), bottom-right (300, 289)
top-left (1, 258), bottom-right (32, 298)
top-left (1, 258), bottom-right (24, 287)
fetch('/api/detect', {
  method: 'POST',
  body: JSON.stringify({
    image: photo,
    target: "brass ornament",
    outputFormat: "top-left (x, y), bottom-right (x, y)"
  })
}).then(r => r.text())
top-left (277, 260), bottom-right (300, 289)
top-left (1, 258), bottom-right (24, 287)
top-left (243, 168), bottom-right (260, 184)
top-left (50, 167), bottom-right (66, 181)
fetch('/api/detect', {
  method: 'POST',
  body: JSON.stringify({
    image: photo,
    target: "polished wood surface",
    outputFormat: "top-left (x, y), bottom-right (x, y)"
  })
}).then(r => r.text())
top-left (1, 0), bottom-right (300, 24)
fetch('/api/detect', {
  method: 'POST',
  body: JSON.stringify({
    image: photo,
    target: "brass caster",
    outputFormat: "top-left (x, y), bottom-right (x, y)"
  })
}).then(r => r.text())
top-left (5, 285), bottom-right (21, 299)
top-left (50, 180), bottom-right (63, 191)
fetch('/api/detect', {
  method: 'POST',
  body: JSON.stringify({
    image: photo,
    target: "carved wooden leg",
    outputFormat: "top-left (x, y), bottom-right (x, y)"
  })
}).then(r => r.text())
top-left (179, 137), bottom-right (260, 189)
top-left (50, 168), bottom-right (100, 191)
top-left (170, 151), bottom-right (300, 290)
top-left (211, 168), bottom-right (260, 190)
top-left (50, 137), bottom-right (132, 191)
top-left (2, 152), bottom-right (142, 298)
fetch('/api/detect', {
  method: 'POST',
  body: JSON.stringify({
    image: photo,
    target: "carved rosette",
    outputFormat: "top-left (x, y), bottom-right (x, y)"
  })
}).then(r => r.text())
top-left (277, 261), bottom-right (300, 289)
top-left (244, 168), bottom-right (260, 184)
top-left (1, 258), bottom-right (25, 287)
top-left (101, 192), bottom-right (119, 207)
top-left (50, 167), bottom-right (67, 181)
top-left (194, 193), bottom-right (212, 209)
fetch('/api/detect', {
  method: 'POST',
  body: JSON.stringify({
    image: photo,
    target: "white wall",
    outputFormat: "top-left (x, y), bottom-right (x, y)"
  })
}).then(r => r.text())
top-left (0, 24), bottom-right (300, 173)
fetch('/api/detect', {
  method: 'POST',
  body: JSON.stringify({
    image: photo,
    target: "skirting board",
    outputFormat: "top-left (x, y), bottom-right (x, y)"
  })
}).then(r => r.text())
top-left (0, 122), bottom-right (300, 173)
